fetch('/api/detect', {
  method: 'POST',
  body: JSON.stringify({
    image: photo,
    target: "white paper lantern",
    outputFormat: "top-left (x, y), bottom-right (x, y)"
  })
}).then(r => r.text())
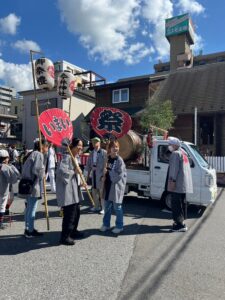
top-left (57, 70), bottom-right (76, 98)
top-left (35, 57), bottom-right (55, 90)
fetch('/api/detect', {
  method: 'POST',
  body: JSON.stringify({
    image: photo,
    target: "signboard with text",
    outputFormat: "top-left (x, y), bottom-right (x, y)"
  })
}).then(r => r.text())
top-left (39, 108), bottom-right (73, 146)
top-left (90, 107), bottom-right (132, 139)
top-left (165, 13), bottom-right (194, 43)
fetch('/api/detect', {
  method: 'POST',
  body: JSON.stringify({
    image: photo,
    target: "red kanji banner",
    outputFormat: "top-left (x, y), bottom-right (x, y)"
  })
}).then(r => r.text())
top-left (39, 108), bottom-right (73, 146)
top-left (90, 107), bottom-right (132, 138)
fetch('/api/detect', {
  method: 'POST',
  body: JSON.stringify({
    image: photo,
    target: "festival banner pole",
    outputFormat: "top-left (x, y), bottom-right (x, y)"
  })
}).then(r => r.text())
top-left (30, 50), bottom-right (50, 230)
top-left (69, 96), bottom-right (72, 118)
top-left (66, 145), bottom-right (95, 207)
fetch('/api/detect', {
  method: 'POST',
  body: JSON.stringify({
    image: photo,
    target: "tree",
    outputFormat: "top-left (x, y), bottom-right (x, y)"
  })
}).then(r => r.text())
top-left (140, 100), bottom-right (176, 132)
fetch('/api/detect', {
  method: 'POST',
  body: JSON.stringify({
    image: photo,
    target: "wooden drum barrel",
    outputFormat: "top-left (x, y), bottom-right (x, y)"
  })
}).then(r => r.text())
top-left (118, 130), bottom-right (143, 161)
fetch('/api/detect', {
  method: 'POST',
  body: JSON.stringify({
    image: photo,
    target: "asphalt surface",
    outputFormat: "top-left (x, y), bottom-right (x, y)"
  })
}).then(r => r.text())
top-left (0, 188), bottom-right (224, 300)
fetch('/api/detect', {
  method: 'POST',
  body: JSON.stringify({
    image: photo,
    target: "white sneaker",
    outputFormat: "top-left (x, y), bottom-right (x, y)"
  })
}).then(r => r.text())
top-left (99, 225), bottom-right (110, 232)
top-left (112, 227), bottom-right (123, 234)
top-left (100, 210), bottom-right (104, 215)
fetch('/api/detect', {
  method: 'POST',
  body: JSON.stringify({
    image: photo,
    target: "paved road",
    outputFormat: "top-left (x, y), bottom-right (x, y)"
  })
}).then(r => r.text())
top-left (0, 189), bottom-right (224, 300)
top-left (118, 188), bottom-right (225, 300)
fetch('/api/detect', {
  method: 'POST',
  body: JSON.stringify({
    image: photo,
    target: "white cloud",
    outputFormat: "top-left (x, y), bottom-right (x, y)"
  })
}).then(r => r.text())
top-left (57, 0), bottom-right (205, 64)
top-left (191, 33), bottom-right (204, 54)
top-left (0, 59), bottom-right (32, 91)
top-left (0, 13), bottom-right (21, 35)
top-left (142, 0), bottom-right (173, 58)
top-left (57, 0), bottom-right (152, 64)
top-left (176, 0), bottom-right (205, 15)
top-left (13, 39), bottom-right (41, 53)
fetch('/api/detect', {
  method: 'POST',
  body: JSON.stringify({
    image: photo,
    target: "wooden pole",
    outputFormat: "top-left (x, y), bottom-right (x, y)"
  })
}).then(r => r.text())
top-left (69, 96), bottom-right (72, 118)
top-left (67, 146), bottom-right (95, 207)
top-left (150, 124), bottom-right (168, 134)
top-left (30, 50), bottom-right (50, 230)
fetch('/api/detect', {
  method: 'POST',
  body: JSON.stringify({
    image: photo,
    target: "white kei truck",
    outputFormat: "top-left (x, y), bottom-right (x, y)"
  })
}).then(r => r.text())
top-left (125, 139), bottom-right (218, 209)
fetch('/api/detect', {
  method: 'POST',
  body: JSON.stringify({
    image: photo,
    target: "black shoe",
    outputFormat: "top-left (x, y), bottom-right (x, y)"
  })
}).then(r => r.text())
top-left (60, 237), bottom-right (75, 246)
top-left (70, 230), bottom-right (85, 239)
top-left (171, 223), bottom-right (188, 232)
top-left (0, 223), bottom-right (8, 230)
top-left (24, 229), bottom-right (34, 238)
top-left (5, 209), bottom-right (10, 216)
top-left (31, 229), bottom-right (44, 237)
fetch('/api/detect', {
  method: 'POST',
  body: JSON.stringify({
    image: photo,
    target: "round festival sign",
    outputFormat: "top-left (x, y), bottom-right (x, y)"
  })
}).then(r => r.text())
top-left (90, 107), bottom-right (132, 138)
top-left (39, 108), bottom-right (73, 146)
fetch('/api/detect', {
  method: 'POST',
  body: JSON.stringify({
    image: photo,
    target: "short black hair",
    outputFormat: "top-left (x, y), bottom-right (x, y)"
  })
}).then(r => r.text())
top-left (0, 157), bottom-right (6, 163)
top-left (70, 138), bottom-right (82, 148)
top-left (33, 139), bottom-right (49, 151)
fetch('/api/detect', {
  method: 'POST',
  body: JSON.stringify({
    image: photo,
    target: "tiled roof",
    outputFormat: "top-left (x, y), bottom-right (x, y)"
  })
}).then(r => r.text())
top-left (154, 62), bottom-right (225, 114)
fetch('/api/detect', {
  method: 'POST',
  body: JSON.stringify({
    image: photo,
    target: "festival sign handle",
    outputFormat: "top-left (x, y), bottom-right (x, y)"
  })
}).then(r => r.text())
top-left (39, 108), bottom-right (95, 207)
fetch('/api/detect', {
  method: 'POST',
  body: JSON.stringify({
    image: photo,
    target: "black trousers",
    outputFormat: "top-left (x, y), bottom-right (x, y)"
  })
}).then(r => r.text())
top-left (171, 193), bottom-right (186, 225)
top-left (61, 203), bottom-right (80, 239)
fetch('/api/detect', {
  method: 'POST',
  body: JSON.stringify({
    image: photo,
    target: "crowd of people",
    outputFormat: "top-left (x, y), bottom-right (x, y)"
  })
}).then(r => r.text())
top-left (0, 136), bottom-right (192, 245)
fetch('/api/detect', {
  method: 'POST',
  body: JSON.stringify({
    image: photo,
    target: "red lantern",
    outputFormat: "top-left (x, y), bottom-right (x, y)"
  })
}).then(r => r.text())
top-left (39, 108), bottom-right (73, 146)
top-left (90, 107), bottom-right (132, 139)
top-left (35, 57), bottom-right (55, 90)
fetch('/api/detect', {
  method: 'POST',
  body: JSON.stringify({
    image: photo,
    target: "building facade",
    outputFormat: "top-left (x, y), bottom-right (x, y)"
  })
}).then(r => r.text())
top-left (0, 85), bottom-right (18, 141)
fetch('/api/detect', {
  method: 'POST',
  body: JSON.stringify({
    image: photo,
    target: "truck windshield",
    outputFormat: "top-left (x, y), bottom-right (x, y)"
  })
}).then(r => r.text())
top-left (189, 145), bottom-right (209, 168)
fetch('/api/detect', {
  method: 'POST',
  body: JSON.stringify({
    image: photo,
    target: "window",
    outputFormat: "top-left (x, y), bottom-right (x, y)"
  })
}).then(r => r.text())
top-left (158, 145), bottom-right (171, 163)
top-left (112, 88), bottom-right (129, 104)
top-left (14, 106), bottom-right (18, 114)
top-left (158, 145), bottom-right (195, 168)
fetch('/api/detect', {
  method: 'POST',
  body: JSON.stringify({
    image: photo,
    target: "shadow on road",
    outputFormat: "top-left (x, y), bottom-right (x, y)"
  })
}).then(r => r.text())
top-left (82, 223), bottom-right (172, 239)
top-left (0, 231), bottom-right (61, 255)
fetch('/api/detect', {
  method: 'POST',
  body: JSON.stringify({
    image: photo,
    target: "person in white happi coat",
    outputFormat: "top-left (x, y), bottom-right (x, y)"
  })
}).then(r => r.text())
top-left (0, 150), bottom-right (20, 229)
top-left (86, 137), bottom-right (107, 213)
top-left (21, 140), bottom-right (49, 238)
top-left (167, 137), bottom-right (193, 232)
top-left (47, 143), bottom-right (57, 193)
top-left (56, 138), bottom-right (85, 246)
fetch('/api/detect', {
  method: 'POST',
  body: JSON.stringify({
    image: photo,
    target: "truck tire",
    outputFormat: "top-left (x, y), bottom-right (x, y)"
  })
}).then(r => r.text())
top-left (162, 192), bottom-right (172, 210)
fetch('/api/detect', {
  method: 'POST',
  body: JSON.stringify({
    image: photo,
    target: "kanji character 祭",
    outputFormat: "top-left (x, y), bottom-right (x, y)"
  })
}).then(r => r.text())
top-left (97, 110), bottom-right (123, 133)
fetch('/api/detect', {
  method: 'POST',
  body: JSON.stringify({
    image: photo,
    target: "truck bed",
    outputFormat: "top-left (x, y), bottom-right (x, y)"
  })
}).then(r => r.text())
top-left (127, 168), bottom-right (150, 185)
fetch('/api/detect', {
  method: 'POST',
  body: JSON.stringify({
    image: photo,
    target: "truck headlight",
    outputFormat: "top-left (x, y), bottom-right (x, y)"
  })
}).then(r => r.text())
top-left (205, 174), bottom-right (214, 187)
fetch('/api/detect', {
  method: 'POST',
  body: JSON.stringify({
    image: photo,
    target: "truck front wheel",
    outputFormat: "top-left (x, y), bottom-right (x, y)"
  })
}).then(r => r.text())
top-left (162, 193), bottom-right (172, 210)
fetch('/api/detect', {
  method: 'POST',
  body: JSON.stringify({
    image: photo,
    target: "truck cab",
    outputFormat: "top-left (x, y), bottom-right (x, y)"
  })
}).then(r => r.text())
top-left (126, 139), bottom-right (217, 208)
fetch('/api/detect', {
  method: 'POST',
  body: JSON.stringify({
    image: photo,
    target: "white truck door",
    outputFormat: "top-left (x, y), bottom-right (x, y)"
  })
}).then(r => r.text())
top-left (182, 145), bottom-right (201, 205)
top-left (150, 144), bottom-right (169, 200)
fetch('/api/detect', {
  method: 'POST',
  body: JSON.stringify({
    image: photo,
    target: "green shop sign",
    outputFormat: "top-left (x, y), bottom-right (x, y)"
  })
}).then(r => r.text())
top-left (166, 14), bottom-right (190, 37)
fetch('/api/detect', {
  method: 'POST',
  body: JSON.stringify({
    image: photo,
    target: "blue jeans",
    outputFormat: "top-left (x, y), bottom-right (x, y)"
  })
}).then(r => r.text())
top-left (103, 201), bottom-right (123, 229)
top-left (25, 196), bottom-right (38, 232)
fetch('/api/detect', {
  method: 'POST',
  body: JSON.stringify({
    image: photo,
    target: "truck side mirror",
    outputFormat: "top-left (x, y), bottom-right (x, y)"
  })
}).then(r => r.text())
top-left (189, 157), bottom-right (195, 168)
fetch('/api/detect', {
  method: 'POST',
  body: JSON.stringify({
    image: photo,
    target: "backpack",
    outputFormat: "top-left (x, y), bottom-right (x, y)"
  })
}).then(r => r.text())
top-left (18, 178), bottom-right (35, 195)
top-left (22, 151), bottom-right (33, 165)
top-left (9, 149), bottom-right (14, 162)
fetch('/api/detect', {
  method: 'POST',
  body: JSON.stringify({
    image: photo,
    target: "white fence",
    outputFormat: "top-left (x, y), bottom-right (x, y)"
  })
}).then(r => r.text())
top-left (205, 156), bottom-right (225, 172)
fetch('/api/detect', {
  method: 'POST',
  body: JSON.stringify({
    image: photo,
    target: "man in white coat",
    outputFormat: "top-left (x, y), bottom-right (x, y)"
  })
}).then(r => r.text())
top-left (86, 137), bottom-right (107, 213)
top-left (47, 143), bottom-right (56, 193)
top-left (167, 137), bottom-right (193, 232)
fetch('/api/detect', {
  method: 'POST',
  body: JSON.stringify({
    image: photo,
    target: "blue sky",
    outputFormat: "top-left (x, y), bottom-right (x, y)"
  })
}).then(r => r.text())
top-left (0, 0), bottom-right (225, 91)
